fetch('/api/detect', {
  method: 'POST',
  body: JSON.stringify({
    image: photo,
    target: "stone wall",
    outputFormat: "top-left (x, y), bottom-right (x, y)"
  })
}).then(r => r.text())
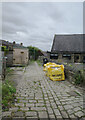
top-left (65, 67), bottom-right (85, 87)
top-left (65, 68), bottom-right (75, 84)
top-left (51, 53), bottom-right (85, 63)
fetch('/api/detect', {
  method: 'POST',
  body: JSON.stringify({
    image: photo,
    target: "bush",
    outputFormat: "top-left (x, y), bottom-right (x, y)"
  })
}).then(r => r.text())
top-left (27, 46), bottom-right (43, 60)
top-left (36, 59), bottom-right (42, 66)
top-left (6, 67), bottom-right (14, 74)
top-left (74, 71), bottom-right (84, 85)
top-left (2, 80), bottom-right (16, 111)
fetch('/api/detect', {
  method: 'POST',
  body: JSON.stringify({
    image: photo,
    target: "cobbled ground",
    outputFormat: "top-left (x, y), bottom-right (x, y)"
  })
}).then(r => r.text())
top-left (2, 62), bottom-right (85, 120)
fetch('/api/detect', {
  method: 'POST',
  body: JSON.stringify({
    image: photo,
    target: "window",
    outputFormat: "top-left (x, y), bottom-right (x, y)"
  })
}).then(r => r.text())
top-left (76, 56), bottom-right (79, 60)
top-left (75, 56), bottom-right (79, 60)
top-left (62, 54), bottom-right (71, 60)
top-left (74, 55), bottom-right (80, 62)
top-left (83, 56), bottom-right (85, 63)
top-left (1, 46), bottom-right (5, 51)
top-left (21, 52), bottom-right (24, 54)
top-left (83, 56), bottom-right (85, 60)
top-left (50, 53), bottom-right (58, 59)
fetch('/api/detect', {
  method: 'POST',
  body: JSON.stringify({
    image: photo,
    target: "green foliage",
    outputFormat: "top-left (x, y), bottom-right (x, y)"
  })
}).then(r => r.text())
top-left (74, 71), bottom-right (84, 85)
top-left (2, 80), bottom-right (16, 111)
top-left (29, 59), bottom-right (35, 64)
top-left (36, 59), bottom-right (42, 66)
top-left (1, 46), bottom-right (9, 55)
top-left (1, 46), bottom-right (9, 52)
top-left (27, 46), bottom-right (43, 60)
top-left (6, 67), bottom-right (14, 74)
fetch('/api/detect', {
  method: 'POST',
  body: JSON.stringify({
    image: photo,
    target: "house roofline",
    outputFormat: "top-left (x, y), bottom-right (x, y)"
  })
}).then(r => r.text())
top-left (51, 51), bottom-right (85, 54)
top-left (54, 33), bottom-right (85, 36)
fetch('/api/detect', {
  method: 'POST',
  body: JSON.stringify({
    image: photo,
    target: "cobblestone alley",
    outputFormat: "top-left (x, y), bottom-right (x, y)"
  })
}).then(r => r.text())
top-left (2, 62), bottom-right (85, 120)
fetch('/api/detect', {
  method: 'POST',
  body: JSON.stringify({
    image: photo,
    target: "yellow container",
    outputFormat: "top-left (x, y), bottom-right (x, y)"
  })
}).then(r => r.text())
top-left (47, 64), bottom-right (65, 81)
top-left (46, 64), bottom-right (57, 76)
top-left (43, 62), bottom-right (57, 71)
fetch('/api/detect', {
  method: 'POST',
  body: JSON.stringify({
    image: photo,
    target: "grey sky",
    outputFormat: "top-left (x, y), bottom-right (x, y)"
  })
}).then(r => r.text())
top-left (2, 2), bottom-right (83, 51)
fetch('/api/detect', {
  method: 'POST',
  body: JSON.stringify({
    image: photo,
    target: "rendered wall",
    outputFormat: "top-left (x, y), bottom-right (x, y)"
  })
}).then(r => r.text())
top-left (13, 48), bottom-right (29, 65)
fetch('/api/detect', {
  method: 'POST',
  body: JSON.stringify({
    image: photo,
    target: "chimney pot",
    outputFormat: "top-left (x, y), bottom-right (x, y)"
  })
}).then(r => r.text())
top-left (20, 43), bottom-right (23, 46)
top-left (13, 41), bottom-right (15, 44)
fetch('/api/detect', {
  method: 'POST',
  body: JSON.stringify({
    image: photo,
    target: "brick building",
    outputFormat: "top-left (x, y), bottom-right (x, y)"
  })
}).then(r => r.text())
top-left (51, 34), bottom-right (85, 63)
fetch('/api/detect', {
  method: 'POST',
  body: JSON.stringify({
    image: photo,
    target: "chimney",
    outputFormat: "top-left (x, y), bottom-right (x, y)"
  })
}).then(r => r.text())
top-left (20, 43), bottom-right (23, 46)
top-left (13, 41), bottom-right (16, 44)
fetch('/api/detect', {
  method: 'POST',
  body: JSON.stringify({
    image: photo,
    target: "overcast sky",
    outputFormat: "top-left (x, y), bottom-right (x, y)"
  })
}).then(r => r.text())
top-left (2, 2), bottom-right (83, 51)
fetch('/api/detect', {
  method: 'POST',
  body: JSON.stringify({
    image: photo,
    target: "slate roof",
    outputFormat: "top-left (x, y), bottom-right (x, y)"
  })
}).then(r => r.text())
top-left (0, 40), bottom-right (27, 49)
top-left (51, 34), bottom-right (85, 53)
top-left (0, 39), bottom-right (13, 46)
top-left (13, 43), bottom-right (27, 49)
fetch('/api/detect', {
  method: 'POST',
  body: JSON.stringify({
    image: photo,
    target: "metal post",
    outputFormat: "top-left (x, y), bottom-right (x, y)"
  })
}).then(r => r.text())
top-left (0, 43), bottom-right (2, 77)
top-left (0, 2), bottom-right (2, 119)
top-left (0, 44), bottom-right (2, 119)
top-left (34, 49), bottom-right (35, 60)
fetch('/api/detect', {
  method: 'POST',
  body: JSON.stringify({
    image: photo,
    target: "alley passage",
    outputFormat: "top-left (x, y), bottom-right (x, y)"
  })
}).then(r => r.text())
top-left (2, 62), bottom-right (85, 119)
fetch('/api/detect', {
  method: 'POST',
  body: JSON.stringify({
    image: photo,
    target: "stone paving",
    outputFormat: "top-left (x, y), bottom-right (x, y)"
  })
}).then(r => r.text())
top-left (2, 62), bottom-right (85, 120)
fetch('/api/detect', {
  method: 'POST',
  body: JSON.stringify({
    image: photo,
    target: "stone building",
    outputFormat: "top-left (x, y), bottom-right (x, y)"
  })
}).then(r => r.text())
top-left (13, 42), bottom-right (29, 66)
top-left (0, 40), bottom-right (29, 67)
top-left (0, 40), bottom-right (13, 66)
top-left (51, 34), bottom-right (85, 63)
top-left (0, 40), bottom-right (7, 79)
